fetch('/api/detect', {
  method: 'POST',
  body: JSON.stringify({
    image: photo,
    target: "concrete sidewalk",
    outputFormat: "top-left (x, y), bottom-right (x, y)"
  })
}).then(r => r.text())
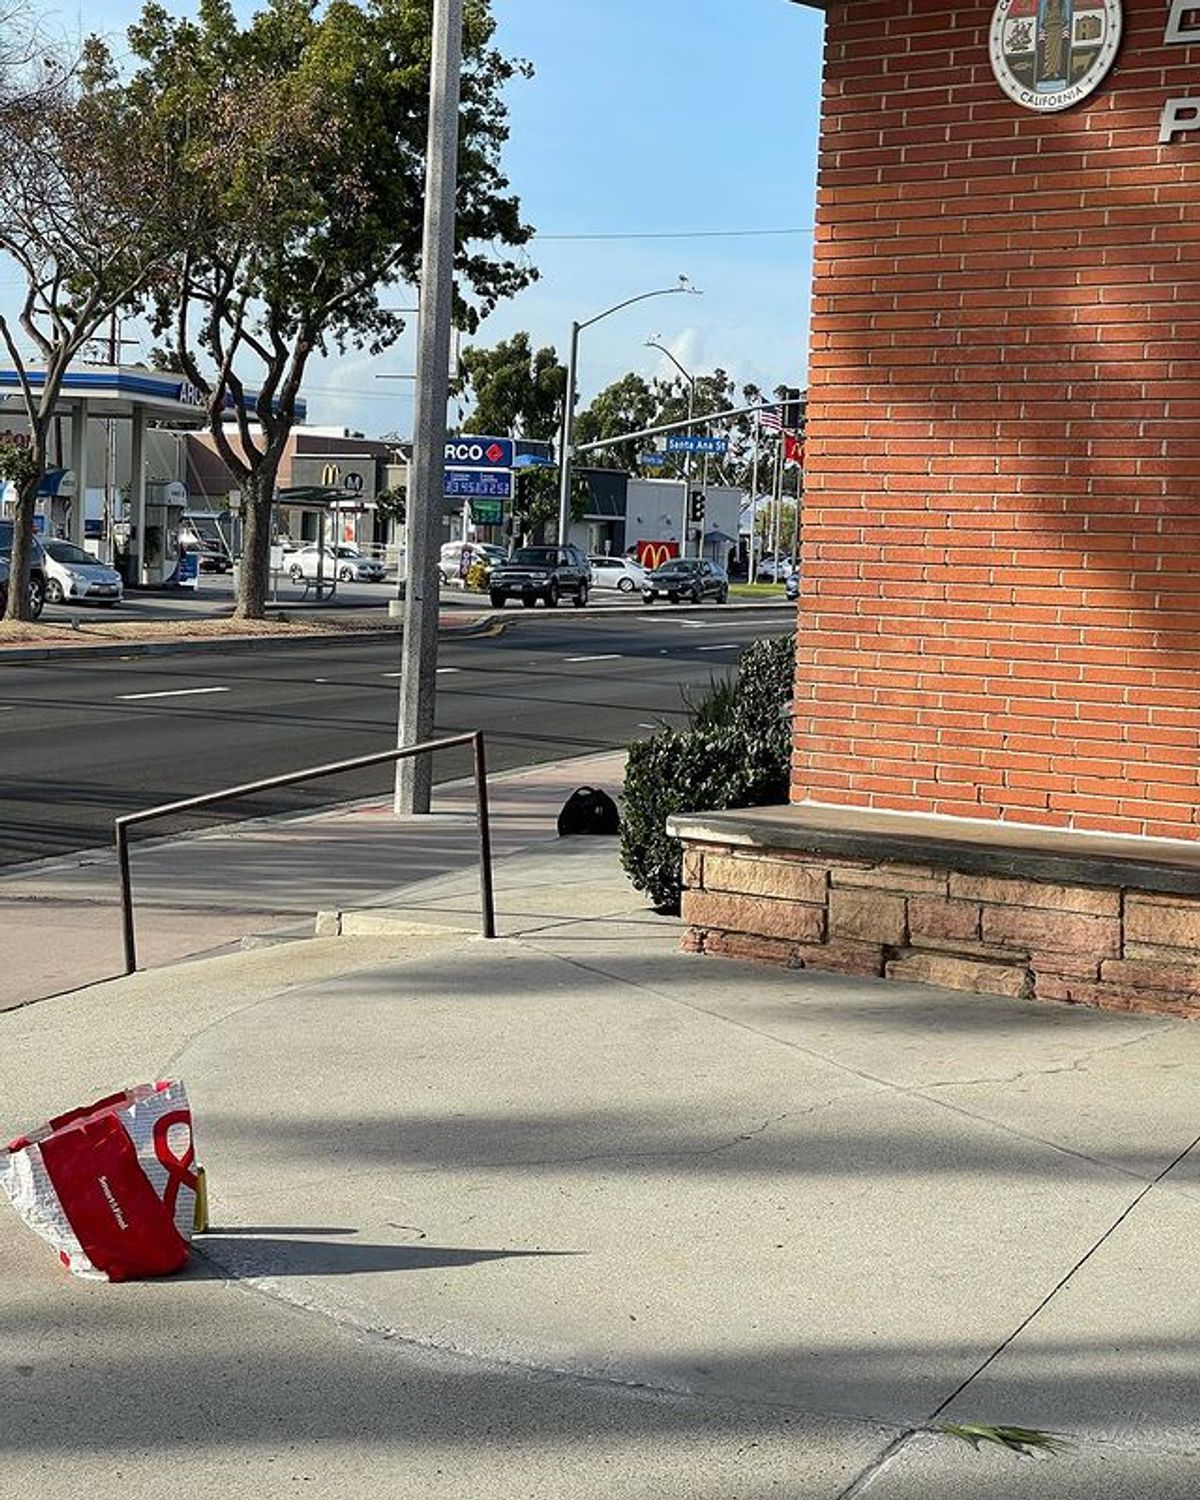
top-left (3, 820), bottom-right (1200, 1496)
top-left (0, 749), bottom-right (627, 1009)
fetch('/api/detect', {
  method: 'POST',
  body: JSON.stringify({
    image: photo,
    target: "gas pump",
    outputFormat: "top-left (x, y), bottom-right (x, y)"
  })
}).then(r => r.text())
top-left (142, 480), bottom-right (188, 585)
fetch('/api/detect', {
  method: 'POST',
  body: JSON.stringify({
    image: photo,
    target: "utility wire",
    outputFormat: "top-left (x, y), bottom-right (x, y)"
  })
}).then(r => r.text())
top-left (532, 226), bottom-right (812, 242)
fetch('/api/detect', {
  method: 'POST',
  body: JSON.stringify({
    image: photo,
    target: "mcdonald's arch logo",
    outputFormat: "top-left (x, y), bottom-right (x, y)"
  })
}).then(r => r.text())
top-left (321, 463), bottom-right (341, 487)
top-left (636, 540), bottom-right (680, 572)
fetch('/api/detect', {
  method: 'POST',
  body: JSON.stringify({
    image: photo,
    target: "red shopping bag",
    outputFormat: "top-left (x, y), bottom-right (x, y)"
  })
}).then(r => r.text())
top-left (0, 1081), bottom-right (200, 1281)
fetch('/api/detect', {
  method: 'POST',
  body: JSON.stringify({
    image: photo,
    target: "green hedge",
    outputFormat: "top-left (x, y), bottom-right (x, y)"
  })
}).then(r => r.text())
top-left (620, 635), bottom-right (795, 913)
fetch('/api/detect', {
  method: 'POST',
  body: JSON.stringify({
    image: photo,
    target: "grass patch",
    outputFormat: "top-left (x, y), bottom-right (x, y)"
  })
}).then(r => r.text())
top-left (729, 582), bottom-right (786, 598)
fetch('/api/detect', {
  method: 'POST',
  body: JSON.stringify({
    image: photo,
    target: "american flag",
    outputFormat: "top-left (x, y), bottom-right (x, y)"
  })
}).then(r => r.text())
top-left (757, 406), bottom-right (783, 432)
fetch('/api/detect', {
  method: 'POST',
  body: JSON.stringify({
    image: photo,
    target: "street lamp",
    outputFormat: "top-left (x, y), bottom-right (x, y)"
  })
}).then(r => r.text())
top-left (556, 277), bottom-right (701, 546)
top-left (646, 336), bottom-right (698, 558)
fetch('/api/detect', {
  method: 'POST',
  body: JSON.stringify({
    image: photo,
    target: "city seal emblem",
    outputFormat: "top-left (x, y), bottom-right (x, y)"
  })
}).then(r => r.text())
top-left (989, 0), bottom-right (1122, 112)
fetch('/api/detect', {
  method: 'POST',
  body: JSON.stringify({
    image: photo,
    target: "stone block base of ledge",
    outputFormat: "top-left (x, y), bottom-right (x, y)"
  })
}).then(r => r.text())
top-left (667, 804), bottom-right (1200, 1019)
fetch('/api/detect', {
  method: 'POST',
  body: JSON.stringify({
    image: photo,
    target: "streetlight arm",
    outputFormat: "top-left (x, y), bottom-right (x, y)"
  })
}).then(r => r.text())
top-left (647, 340), bottom-right (695, 391)
top-left (578, 283), bottom-right (699, 333)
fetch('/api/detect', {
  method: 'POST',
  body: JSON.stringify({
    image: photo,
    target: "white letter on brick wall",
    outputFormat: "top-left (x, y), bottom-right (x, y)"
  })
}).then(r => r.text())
top-left (1160, 97), bottom-right (1200, 141)
top-left (1165, 0), bottom-right (1200, 44)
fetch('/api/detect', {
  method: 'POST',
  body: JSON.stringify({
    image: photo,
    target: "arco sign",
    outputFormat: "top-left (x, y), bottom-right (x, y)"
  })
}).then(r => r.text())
top-left (444, 436), bottom-right (513, 471)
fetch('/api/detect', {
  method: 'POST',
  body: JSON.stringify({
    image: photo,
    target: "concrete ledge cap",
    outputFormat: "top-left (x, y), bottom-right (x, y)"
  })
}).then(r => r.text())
top-left (667, 803), bottom-right (1200, 897)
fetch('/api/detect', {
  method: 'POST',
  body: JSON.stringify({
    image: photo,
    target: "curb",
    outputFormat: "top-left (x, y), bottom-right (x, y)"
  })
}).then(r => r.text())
top-left (0, 615), bottom-right (501, 664)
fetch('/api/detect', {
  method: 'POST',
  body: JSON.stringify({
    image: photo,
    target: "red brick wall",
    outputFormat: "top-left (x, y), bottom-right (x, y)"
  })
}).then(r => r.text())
top-left (794, 0), bottom-right (1200, 838)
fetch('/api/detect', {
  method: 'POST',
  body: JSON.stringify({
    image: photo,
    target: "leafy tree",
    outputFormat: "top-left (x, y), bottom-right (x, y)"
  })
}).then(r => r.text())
top-left (102, 0), bottom-right (535, 619)
top-left (457, 331), bottom-right (564, 440)
top-left (374, 484), bottom-right (406, 530)
top-left (0, 41), bottom-right (183, 619)
top-left (573, 373), bottom-right (658, 473)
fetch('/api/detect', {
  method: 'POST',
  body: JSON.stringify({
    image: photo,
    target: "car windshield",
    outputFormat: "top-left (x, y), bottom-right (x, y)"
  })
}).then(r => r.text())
top-left (512, 548), bottom-right (556, 565)
top-left (46, 542), bottom-right (96, 565)
top-left (659, 559), bottom-right (699, 572)
top-left (334, 546), bottom-right (361, 557)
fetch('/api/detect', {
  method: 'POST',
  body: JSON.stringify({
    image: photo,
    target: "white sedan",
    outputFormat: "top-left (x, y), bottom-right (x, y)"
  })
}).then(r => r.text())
top-left (42, 540), bottom-right (123, 606)
top-left (288, 545), bottom-right (386, 584)
top-left (588, 555), bottom-right (646, 593)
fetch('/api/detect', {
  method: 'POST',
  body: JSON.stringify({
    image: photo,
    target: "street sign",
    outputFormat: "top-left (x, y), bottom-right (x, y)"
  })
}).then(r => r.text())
top-left (444, 435), bottom-right (514, 470)
top-left (470, 499), bottom-right (504, 526)
top-left (666, 435), bottom-right (729, 455)
top-left (639, 452), bottom-right (668, 467)
top-left (444, 469), bottom-right (513, 500)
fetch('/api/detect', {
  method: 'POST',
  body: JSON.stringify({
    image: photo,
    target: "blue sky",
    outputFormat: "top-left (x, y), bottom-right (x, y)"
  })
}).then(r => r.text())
top-left (47, 0), bottom-right (826, 436)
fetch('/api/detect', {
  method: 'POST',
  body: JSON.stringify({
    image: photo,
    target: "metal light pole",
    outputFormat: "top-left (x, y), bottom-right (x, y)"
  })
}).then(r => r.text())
top-left (395, 0), bottom-right (462, 815)
top-left (556, 278), bottom-right (700, 546)
top-left (646, 337), bottom-right (697, 557)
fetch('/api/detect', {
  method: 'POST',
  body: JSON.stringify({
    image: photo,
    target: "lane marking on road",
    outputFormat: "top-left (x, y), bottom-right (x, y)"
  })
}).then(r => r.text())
top-left (116, 686), bottom-right (231, 702)
top-left (564, 654), bottom-right (622, 663)
top-left (380, 668), bottom-right (462, 678)
top-left (698, 644), bottom-right (738, 652)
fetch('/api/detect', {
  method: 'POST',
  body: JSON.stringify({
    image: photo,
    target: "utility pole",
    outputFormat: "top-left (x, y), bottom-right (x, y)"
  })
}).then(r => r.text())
top-left (395, 0), bottom-right (462, 815)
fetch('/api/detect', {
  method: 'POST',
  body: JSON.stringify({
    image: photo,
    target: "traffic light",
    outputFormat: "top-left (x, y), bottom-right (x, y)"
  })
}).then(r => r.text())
top-left (782, 387), bottom-right (804, 432)
top-left (689, 491), bottom-right (706, 525)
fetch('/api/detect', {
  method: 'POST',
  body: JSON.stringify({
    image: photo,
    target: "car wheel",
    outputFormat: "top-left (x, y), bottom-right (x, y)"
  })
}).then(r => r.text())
top-left (689, 586), bottom-right (702, 605)
top-left (545, 582), bottom-right (559, 608)
top-left (339, 566), bottom-right (355, 583)
top-left (27, 573), bottom-right (45, 620)
top-left (521, 595), bottom-right (537, 608)
top-left (289, 565), bottom-right (304, 582)
top-left (45, 578), bottom-right (64, 604)
top-left (618, 577), bottom-right (635, 593)
top-left (573, 584), bottom-right (588, 608)
top-left (668, 592), bottom-right (679, 604)
top-left (489, 592), bottom-right (505, 609)
top-left (642, 591), bottom-right (655, 604)
top-left (717, 586), bottom-right (729, 604)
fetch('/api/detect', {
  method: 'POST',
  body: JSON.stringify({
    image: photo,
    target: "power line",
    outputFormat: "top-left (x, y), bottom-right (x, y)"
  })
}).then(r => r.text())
top-left (532, 226), bottom-right (813, 243)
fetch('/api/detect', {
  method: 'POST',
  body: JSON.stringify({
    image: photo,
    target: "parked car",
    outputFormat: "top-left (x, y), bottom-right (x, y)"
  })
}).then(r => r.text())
top-left (42, 539), bottom-right (124, 605)
top-left (439, 540), bottom-right (506, 584)
top-left (0, 521), bottom-right (47, 618)
top-left (288, 544), bottom-right (386, 584)
top-left (785, 568), bottom-right (800, 602)
top-left (588, 555), bottom-right (646, 594)
top-left (642, 557), bottom-right (729, 605)
top-left (488, 544), bottom-right (590, 609)
top-left (183, 543), bottom-right (231, 574)
top-left (755, 554), bottom-right (793, 583)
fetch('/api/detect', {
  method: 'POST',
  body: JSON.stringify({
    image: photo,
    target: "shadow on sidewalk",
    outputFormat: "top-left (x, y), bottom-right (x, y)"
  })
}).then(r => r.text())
top-left (194, 1236), bottom-right (581, 1278)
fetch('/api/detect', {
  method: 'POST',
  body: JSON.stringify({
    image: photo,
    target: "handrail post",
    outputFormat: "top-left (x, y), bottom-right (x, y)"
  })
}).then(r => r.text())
top-left (472, 731), bottom-right (497, 939)
top-left (116, 821), bottom-right (137, 975)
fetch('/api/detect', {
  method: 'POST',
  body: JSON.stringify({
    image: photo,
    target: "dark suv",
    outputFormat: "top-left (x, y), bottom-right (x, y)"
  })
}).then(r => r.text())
top-left (488, 545), bottom-right (591, 609)
top-left (0, 521), bottom-right (47, 618)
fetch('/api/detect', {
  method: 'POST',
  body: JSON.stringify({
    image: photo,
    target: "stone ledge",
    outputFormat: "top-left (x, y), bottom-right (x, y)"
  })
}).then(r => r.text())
top-left (667, 803), bottom-right (1200, 898)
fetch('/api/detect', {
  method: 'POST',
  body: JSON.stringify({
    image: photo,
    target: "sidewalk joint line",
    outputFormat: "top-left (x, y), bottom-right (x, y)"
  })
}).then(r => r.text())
top-left (835, 1429), bottom-right (919, 1499)
top-left (926, 1125), bottom-right (1200, 1423)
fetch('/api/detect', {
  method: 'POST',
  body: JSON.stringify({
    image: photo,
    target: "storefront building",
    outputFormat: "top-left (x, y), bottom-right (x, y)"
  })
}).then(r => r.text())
top-left (675, 0), bottom-right (1200, 1014)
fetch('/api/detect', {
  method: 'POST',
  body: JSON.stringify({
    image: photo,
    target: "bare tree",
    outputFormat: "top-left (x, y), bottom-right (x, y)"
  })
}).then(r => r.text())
top-left (0, 38), bottom-right (180, 619)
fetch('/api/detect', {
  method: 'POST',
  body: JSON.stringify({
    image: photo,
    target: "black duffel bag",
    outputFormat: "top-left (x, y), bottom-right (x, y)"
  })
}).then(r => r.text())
top-left (557, 785), bottom-right (620, 837)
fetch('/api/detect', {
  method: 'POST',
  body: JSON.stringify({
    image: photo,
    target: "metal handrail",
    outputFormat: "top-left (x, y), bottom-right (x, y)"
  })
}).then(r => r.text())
top-left (114, 731), bottom-right (496, 975)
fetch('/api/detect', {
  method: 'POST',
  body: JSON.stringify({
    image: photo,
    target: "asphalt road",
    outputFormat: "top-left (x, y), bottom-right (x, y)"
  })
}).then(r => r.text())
top-left (0, 606), bottom-right (795, 867)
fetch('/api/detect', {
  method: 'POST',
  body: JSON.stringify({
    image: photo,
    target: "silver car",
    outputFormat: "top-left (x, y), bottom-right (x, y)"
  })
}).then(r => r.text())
top-left (42, 540), bottom-right (123, 606)
top-left (289, 545), bottom-right (386, 584)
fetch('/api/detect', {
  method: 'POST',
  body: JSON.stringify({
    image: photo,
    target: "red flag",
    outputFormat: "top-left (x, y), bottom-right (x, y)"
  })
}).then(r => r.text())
top-left (784, 434), bottom-right (804, 466)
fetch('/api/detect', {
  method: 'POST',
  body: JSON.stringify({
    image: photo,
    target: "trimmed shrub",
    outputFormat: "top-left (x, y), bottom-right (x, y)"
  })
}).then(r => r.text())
top-left (620, 635), bottom-right (795, 913)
